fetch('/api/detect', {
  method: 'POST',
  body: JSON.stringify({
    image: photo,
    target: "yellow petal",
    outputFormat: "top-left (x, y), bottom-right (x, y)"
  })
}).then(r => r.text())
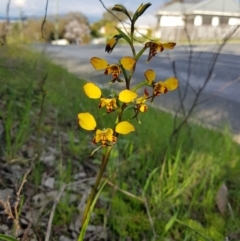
top-left (119, 89), bottom-right (138, 103)
top-left (120, 56), bottom-right (136, 70)
top-left (106, 128), bottom-right (114, 141)
top-left (162, 42), bottom-right (176, 49)
top-left (144, 69), bottom-right (156, 84)
top-left (139, 104), bottom-right (148, 112)
top-left (105, 35), bottom-right (119, 53)
top-left (90, 57), bottom-right (108, 70)
top-left (94, 129), bottom-right (103, 143)
top-left (83, 82), bottom-right (101, 99)
top-left (115, 121), bottom-right (135, 135)
top-left (165, 77), bottom-right (178, 90)
top-left (136, 96), bottom-right (146, 104)
top-left (78, 112), bottom-right (96, 130)
top-left (156, 43), bottom-right (164, 52)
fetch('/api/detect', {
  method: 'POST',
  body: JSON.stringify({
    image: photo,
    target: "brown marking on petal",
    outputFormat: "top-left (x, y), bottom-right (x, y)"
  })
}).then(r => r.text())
top-left (101, 134), bottom-right (108, 146)
top-left (105, 35), bottom-right (119, 53)
top-left (105, 44), bottom-right (112, 53)
top-left (112, 136), bottom-right (117, 144)
top-left (104, 69), bottom-right (109, 75)
top-left (144, 88), bottom-right (149, 97)
top-left (146, 42), bottom-right (165, 61)
top-left (106, 107), bottom-right (113, 113)
top-left (158, 45), bottom-right (164, 52)
top-left (113, 73), bottom-right (118, 78)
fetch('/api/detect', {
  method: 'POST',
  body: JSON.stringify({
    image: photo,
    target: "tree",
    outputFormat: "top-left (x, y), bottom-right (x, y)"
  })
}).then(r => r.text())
top-left (63, 12), bottom-right (91, 44)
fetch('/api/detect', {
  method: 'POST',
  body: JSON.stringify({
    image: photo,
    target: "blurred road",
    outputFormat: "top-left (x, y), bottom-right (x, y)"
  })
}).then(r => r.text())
top-left (33, 43), bottom-right (240, 141)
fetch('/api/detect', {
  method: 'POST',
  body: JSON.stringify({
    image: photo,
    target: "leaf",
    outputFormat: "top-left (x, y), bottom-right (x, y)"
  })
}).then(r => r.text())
top-left (115, 27), bottom-right (131, 45)
top-left (216, 183), bottom-right (228, 215)
top-left (0, 234), bottom-right (19, 241)
top-left (78, 179), bottom-right (108, 240)
top-left (164, 214), bottom-right (177, 233)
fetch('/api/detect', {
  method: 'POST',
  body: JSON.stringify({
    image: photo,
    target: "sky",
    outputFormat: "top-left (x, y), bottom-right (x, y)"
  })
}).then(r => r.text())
top-left (0, 0), bottom-right (166, 22)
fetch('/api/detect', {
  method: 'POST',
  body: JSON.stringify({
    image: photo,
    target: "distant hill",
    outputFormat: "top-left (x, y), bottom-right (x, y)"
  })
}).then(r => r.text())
top-left (0, 16), bottom-right (19, 20)
top-left (0, 16), bottom-right (27, 21)
top-left (0, 13), bottom-right (100, 23)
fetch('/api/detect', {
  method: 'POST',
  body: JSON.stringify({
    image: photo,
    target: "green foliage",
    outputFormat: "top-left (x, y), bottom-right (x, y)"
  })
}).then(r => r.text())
top-left (6, 11), bottom-right (91, 44)
top-left (1, 44), bottom-right (240, 240)
top-left (109, 194), bottom-right (151, 240)
top-left (53, 198), bottom-right (78, 226)
top-left (0, 234), bottom-right (19, 241)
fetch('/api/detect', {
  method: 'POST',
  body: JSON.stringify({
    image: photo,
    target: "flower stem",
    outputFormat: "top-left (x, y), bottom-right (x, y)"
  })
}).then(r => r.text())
top-left (132, 81), bottom-right (148, 92)
top-left (81, 146), bottom-right (113, 226)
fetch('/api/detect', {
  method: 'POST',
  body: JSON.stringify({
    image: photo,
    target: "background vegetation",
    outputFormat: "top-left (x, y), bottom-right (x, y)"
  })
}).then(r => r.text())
top-left (0, 45), bottom-right (240, 240)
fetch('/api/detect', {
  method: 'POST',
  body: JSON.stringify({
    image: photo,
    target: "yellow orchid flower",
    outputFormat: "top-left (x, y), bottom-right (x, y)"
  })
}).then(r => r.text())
top-left (78, 112), bottom-right (135, 147)
top-left (99, 97), bottom-right (118, 113)
top-left (153, 77), bottom-right (178, 96)
top-left (135, 89), bottom-right (149, 113)
top-left (105, 35), bottom-right (121, 53)
top-left (144, 69), bottom-right (178, 99)
top-left (90, 56), bottom-right (136, 83)
top-left (145, 41), bottom-right (176, 62)
top-left (93, 128), bottom-right (117, 147)
top-left (93, 121), bottom-right (135, 146)
top-left (83, 83), bottom-right (118, 113)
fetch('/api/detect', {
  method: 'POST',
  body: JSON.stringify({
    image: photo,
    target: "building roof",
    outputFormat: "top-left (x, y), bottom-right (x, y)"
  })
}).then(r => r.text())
top-left (189, 0), bottom-right (240, 16)
top-left (156, 2), bottom-right (194, 16)
top-left (156, 0), bottom-right (240, 17)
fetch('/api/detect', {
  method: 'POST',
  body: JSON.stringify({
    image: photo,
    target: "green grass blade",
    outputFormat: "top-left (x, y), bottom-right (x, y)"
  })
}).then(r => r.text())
top-left (0, 234), bottom-right (19, 241)
top-left (78, 178), bottom-right (108, 241)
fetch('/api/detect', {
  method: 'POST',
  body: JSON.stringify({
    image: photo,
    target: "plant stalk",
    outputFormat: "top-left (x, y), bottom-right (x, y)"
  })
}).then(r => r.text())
top-left (81, 146), bottom-right (113, 226)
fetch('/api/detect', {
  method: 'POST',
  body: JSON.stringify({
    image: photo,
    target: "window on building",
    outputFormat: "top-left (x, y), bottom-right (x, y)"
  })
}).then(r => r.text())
top-left (212, 17), bottom-right (219, 26)
top-left (194, 15), bottom-right (202, 26)
top-left (160, 16), bottom-right (184, 27)
top-left (228, 18), bottom-right (240, 25)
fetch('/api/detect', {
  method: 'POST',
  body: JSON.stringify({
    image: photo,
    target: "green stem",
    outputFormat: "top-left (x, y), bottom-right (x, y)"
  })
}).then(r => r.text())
top-left (81, 146), bottom-right (113, 226)
top-left (119, 60), bottom-right (129, 89)
top-left (132, 81), bottom-right (148, 92)
top-left (130, 21), bottom-right (136, 57)
top-left (135, 46), bottom-right (147, 62)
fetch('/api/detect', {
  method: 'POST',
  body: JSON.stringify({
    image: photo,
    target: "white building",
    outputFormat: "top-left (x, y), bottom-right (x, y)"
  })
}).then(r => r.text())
top-left (155, 0), bottom-right (240, 41)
